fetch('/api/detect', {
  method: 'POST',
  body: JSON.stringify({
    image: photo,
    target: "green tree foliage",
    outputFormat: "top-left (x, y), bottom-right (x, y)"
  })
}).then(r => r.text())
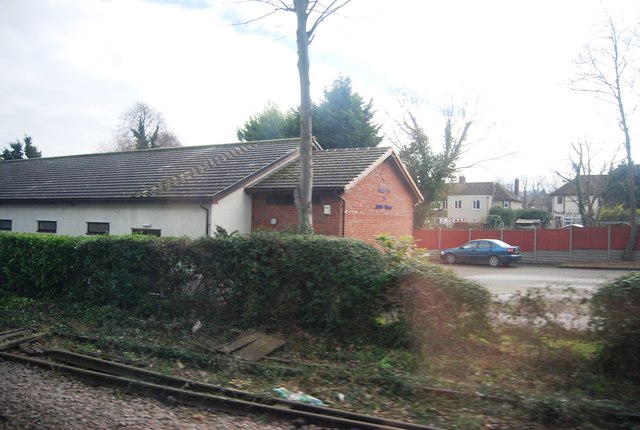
top-left (312, 76), bottom-right (382, 149)
top-left (395, 109), bottom-right (471, 227)
top-left (236, 103), bottom-right (299, 141)
top-left (1, 135), bottom-right (41, 160)
top-left (236, 76), bottom-right (382, 149)
top-left (514, 208), bottom-right (552, 226)
top-left (602, 163), bottom-right (640, 208)
top-left (598, 204), bottom-right (639, 222)
top-left (488, 205), bottom-right (516, 228)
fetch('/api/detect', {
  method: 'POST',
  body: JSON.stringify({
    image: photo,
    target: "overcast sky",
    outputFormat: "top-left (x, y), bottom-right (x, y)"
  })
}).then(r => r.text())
top-left (1, 0), bottom-right (639, 187)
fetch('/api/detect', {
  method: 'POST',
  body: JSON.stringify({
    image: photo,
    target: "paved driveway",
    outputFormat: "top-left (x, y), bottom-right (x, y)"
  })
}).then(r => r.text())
top-left (439, 262), bottom-right (632, 298)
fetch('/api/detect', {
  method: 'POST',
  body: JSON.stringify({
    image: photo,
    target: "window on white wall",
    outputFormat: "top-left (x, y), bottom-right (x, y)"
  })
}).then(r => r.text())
top-left (472, 200), bottom-right (480, 210)
top-left (441, 201), bottom-right (448, 210)
top-left (87, 222), bottom-right (110, 235)
top-left (0, 219), bottom-right (11, 231)
top-left (454, 200), bottom-right (462, 210)
top-left (503, 201), bottom-right (510, 209)
top-left (37, 220), bottom-right (57, 233)
top-left (132, 228), bottom-right (161, 237)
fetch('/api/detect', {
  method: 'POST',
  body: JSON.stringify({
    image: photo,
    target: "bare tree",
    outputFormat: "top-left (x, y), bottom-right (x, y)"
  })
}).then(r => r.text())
top-left (571, 14), bottom-right (638, 258)
top-left (114, 102), bottom-right (182, 151)
top-left (555, 139), bottom-right (612, 226)
top-left (387, 90), bottom-right (507, 227)
top-left (238, 0), bottom-right (352, 233)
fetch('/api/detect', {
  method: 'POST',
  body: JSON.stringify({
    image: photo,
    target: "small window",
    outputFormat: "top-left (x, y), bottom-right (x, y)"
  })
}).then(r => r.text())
top-left (0, 219), bottom-right (11, 231)
top-left (441, 201), bottom-right (448, 210)
top-left (503, 201), bottom-right (510, 209)
top-left (37, 220), bottom-right (57, 233)
top-left (472, 200), bottom-right (480, 210)
top-left (131, 228), bottom-right (161, 237)
top-left (454, 200), bottom-right (462, 210)
top-left (87, 222), bottom-right (109, 235)
top-left (557, 196), bottom-right (563, 204)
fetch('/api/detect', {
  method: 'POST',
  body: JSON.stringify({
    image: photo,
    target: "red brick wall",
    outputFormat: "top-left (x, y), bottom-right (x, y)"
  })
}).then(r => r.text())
top-left (251, 159), bottom-right (416, 243)
top-left (342, 159), bottom-right (415, 244)
top-left (251, 192), bottom-right (342, 236)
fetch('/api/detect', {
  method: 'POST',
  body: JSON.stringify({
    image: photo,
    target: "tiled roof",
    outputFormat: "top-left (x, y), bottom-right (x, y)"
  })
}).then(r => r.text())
top-left (0, 139), bottom-right (300, 202)
top-left (550, 175), bottom-right (608, 195)
top-left (447, 182), bottom-right (521, 201)
top-left (249, 146), bottom-right (394, 191)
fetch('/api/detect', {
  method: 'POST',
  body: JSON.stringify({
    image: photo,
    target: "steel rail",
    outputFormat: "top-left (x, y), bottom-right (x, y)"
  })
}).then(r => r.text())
top-left (0, 351), bottom-right (443, 430)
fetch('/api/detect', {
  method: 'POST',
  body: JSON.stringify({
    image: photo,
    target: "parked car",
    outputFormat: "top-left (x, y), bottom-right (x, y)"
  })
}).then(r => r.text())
top-left (439, 239), bottom-right (521, 267)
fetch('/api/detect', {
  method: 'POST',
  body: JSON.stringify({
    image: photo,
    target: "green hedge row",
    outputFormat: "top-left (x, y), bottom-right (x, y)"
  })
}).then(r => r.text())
top-left (0, 232), bottom-right (389, 339)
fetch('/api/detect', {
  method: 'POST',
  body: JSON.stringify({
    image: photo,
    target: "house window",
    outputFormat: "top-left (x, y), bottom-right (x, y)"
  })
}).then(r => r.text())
top-left (131, 228), bottom-right (161, 237)
top-left (37, 220), bottom-right (57, 233)
top-left (87, 222), bottom-right (109, 235)
top-left (441, 201), bottom-right (448, 210)
top-left (557, 196), bottom-right (563, 204)
top-left (472, 200), bottom-right (481, 210)
top-left (0, 219), bottom-right (11, 231)
top-left (454, 200), bottom-right (462, 210)
top-left (503, 201), bottom-right (510, 209)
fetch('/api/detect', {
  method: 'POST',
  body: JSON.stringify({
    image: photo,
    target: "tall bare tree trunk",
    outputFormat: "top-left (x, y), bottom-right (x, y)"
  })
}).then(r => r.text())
top-left (620, 103), bottom-right (637, 260)
top-left (294, 0), bottom-right (313, 234)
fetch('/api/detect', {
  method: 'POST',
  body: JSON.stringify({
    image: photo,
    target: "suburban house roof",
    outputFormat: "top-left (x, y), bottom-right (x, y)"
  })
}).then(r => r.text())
top-left (0, 139), bottom-right (300, 203)
top-left (550, 175), bottom-right (608, 196)
top-left (248, 147), bottom-right (423, 202)
top-left (446, 181), bottom-right (521, 202)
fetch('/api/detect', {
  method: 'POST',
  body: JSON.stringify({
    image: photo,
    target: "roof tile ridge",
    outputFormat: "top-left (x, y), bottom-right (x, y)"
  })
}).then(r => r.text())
top-left (135, 143), bottom-right (256, 197)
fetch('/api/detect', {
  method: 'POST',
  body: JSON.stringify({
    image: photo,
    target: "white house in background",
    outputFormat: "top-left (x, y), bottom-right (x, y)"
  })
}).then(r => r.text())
top-left (550, 175), bottom-right (607, 228)
top-left (435, 177), bottom-right (522, 227)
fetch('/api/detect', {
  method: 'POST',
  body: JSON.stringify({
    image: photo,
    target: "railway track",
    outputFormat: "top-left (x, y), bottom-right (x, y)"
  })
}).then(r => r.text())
top-left (0, 329), bottom-right (443, 430)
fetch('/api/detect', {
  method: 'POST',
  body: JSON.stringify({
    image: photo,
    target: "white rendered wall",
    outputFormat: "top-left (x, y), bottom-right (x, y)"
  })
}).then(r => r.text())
top-left (0, 202), bottom-right (210, 237)
top-left (211, 189), bottom-right (252, 234)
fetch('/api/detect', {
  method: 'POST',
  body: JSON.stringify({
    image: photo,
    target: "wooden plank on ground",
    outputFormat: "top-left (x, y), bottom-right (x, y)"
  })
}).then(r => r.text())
top-left (216, 332), bottom-right (261, 354)
top-left (0, 333), bottom-right (45, 351)
top-left (234, 335), bottom-right (285, 362)
top-left (0, 329), bottom-right (31, 342)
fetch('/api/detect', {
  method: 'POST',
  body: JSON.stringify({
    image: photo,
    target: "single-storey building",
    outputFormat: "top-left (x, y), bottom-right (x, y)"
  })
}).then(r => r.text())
top-left (0, 138), bottom-right (422, 243)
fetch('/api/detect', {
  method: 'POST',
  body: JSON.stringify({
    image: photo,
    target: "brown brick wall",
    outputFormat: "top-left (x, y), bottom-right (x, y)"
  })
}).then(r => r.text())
top-left (251, 159), bottom-right (416, 243)
top-left (251, 192), bottom-right (343, 236)
top-left (342, 159), bottom-right (415, 244)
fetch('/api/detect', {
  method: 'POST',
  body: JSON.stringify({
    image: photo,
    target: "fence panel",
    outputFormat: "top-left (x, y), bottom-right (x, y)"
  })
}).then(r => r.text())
top-left (535, 229), bottom-right (570, 251)
top-left (414, 227), bottom-right (640, 260)
top-left (503, 230), bottom-right (535, 252)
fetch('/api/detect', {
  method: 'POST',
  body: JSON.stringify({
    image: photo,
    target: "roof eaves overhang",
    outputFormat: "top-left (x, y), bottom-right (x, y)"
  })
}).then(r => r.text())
top-left (0, 196), bottom-right (215, 205)
top-left (215, 146), bottom-right (301, 202)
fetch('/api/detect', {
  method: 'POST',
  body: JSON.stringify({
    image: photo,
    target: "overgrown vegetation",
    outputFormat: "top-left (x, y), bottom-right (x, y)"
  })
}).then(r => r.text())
top-left (1, 231), bottom-right (639, 428)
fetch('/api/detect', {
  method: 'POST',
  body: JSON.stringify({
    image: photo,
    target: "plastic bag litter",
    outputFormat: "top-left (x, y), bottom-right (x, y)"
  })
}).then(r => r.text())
top-left (273, 387), bottom-right (325, 406)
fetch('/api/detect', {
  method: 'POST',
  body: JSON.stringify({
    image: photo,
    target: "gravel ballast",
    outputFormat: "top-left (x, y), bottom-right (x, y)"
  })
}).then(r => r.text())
top-left (0, 359), bottom-right (295, 429)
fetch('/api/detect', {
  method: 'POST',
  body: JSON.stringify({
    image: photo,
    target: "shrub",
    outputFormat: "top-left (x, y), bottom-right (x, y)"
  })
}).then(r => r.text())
top-left (590, 272), bottom-right (640, 380)
top-left (0, 233), bottom-right (78, 298)
top-left (377, 235), bottom-right (492, 352)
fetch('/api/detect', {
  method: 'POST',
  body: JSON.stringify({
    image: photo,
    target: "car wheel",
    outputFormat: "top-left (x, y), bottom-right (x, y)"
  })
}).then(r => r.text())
top-left (488, 255), bottom-right (500, 267)
top-left (445, 253), bottom-right (456, 264)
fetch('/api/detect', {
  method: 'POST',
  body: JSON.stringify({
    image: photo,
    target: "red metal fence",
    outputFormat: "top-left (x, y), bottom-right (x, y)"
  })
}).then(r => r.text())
top-left (414, 226), bottom-right (640, 253)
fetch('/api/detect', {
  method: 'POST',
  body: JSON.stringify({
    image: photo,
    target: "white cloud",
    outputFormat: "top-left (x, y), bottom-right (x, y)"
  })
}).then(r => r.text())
top-left (1, 0), bottom-right (639, 185)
